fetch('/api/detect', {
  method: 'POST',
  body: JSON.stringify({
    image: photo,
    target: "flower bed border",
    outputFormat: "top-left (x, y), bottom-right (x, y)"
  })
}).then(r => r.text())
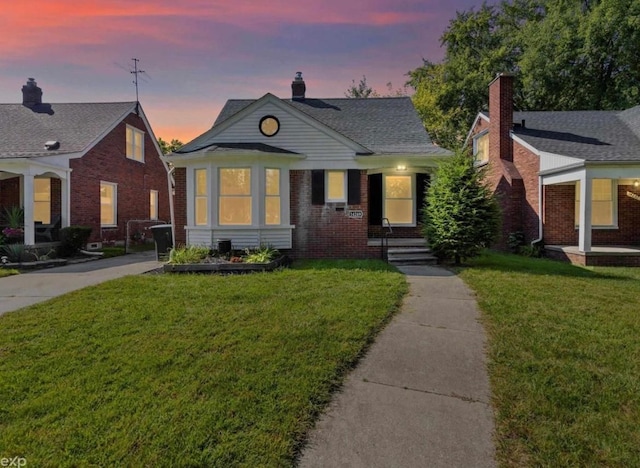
top-left (163, 256), bottom-right (289, 274)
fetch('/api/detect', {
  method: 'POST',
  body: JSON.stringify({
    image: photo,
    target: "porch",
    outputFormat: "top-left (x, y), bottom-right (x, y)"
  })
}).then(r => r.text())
top-left (545, 245), bottom-right (640, 267)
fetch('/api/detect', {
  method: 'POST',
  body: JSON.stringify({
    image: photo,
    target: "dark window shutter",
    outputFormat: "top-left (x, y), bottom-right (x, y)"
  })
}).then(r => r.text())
top-left (368, 173), bottom-right (382, 225)
top-left (347, 169), bottom-right (361, 205)
top-left (416, 173), bottom-right (430, 223)
top-left (311, 170), bottom-right (325, 205)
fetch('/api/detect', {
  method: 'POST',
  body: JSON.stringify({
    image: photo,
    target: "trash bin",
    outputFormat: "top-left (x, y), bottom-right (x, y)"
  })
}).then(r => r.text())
top-left (150, 224), bottom-right (173, 261)
top-left (217, 239), bottom-right (232, 255)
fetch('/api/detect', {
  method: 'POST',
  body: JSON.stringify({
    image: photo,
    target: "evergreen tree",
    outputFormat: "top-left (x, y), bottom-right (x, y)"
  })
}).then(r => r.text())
top-left (423, 150), bottom-right (500, 264)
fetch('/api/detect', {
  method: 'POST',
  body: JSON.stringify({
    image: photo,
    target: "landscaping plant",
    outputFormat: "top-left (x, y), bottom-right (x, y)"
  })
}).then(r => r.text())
top-left (422, 149), bottom-right (500, 264)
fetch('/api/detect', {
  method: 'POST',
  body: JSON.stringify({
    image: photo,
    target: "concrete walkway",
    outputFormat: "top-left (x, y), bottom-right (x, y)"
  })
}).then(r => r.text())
top-left (0, 251), bottom-right (163, 316)
top-left (299, 265), bottom-right (496, 468)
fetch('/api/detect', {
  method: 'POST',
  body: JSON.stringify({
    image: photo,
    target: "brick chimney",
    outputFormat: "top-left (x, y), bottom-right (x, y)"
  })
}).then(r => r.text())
top-left (488, 73), bottom-right (514, 162)
top-left (22, 78), bottom-right (43, 108)
top-left (291, 71), bottom-right (306, 101)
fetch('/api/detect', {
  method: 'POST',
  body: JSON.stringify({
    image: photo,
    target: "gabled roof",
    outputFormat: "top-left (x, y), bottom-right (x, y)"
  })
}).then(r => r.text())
top-left (0, 102), bottom-right (137, 159)
top-left (178, 95), bottom-right (449, 156)
top-left (481, 106), bottom-right (640, 161)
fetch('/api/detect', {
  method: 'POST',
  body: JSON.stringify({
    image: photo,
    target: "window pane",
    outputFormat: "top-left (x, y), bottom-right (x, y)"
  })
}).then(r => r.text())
top-left (34, 178), bottom-right (51, 223)
top-left (266, 197), bottom-right (281, 225)
top-left (327, 171), bottom-right (345, 200)
top-left (475, 134), bottom-right (489, 163)
top-left (575, 180), bottom-right (614, 226)
top-left (385, 200), bottom-right (413, 224)
top-left (385, 176), bottom-right (412, 198)
top-left (126, 127), bottom-right (132, 156)
top-left (195, 169), bottom-right (207, 196)
top-left (100, 183), bottom-right (116, 225)
top-left (266, 169), bottom-right (280, 196)
top-left (134, 131), bottom-right (143, 160)
top-left (150, 190), bottom-right (158, 220)
top-left (220, 168), bottom-right (251, 195)
top-left (195, 198), bottom-right (208, 225)
top-left (219, 197), bottom-right (252, 225)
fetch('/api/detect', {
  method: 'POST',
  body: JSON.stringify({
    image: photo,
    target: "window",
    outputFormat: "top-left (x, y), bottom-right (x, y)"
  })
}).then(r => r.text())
top-left (259, 116), bottom-right (280, 137)
top-left (100, 182), bottom-right (117, 226)
top-left (150, 190), bottom-right (159, 220)
top-left (219, 168), bottom-right (252, 225)
top-left (195, 169), bottom-right (208, 226)
top-left (575, 179), bottom-right (615, 227)
top-left (265, 168), bottom-right (281, 225)
top-left (326, 170), bottom-right (346, 202)
top-left (473, 133), bottom-right (489, 164)
top-left (384, 175), bottom-right (414, 225)
top-left (34, 178), bottom-right (51, 224)
top-left (126, 125), bottom-right (144, 161)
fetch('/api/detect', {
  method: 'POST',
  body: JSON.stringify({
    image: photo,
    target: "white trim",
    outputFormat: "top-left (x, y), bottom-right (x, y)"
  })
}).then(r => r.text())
top-left (464, 112), bottom-right (490, 147)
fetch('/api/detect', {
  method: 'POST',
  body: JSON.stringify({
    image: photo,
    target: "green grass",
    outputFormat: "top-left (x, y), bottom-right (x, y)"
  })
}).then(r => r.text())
top-left (458, 252), bottom-right (640, 467)
top-left (0, 261), bottom-right (406, 466)
top-left (0, 268), bottom-right (19, 277)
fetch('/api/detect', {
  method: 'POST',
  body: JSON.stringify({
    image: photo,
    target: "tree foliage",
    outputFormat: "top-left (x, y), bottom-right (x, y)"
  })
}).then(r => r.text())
top-left (345, 75), bottom-right (408, 98)
top-left (408, 0), bottom-right (640, 149)
top-left (423, 150), bottom-right (500, 264)
top-left (158, 138), bottom-right (184, 155)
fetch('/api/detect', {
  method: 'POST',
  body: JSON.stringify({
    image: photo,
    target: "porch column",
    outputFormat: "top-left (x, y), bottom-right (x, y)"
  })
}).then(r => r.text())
top-left (578, 174), bottom-right (592, 253)
top-left (61, 175), bottom-right (70, 229)
top-left (23, 174), bottom-right (35, 245)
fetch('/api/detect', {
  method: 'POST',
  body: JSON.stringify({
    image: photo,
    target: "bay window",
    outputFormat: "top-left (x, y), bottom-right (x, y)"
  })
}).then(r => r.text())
top-left (195, 169), bottom-right (208, 225)
top-left (265, 168), bottom-right (281, 225)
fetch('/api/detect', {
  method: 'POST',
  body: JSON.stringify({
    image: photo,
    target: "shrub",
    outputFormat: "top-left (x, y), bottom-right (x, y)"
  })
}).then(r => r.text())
top-left (1, 244), bottom-right (36, 263)
top-left (57, 226), bottom-right (92, 257)
top-left (168, 245), bottom-right (210, 264)
top-left (243, 246), bottom-right (279, 264)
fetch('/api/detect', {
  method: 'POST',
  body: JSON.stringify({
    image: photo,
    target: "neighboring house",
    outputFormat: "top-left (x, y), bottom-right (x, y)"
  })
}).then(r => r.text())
top-left (165, 72), bottom-right (451, 259)
top-left (468, 73), bottom-right (640, 266)
top-left (0, 78), bottom-right (171, 246)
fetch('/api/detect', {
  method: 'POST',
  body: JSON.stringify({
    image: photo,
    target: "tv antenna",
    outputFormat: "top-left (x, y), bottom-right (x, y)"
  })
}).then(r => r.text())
top-left (130, 58), bottom-right (146, 103)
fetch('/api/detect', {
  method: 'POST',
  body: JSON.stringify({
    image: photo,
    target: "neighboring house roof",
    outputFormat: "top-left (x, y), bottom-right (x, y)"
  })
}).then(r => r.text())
top-left (179, 96), bottom-right (448, 156)
top-left (481, 106), bottom-right (640, 161)
top-left (0, 102), bottom-right (137, 159)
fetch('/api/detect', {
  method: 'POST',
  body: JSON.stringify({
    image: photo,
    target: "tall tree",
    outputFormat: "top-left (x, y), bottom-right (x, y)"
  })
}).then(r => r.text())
top-left (408, 0), bottom-right (640, 149)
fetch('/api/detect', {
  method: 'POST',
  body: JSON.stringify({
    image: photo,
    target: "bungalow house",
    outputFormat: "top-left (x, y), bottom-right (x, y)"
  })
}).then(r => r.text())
top-left (0, 78), bottom-right (171, 247)
top-left (468, 73), bottom-right (640, 266)
top-left (164, 72), bottom-right (452, 259)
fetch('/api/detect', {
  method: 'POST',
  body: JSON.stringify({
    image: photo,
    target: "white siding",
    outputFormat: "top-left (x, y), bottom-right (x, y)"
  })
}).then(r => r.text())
top-left (186, 227), bottom-right (292, 249)
top-left (540, 153), bottom-right (584, 172)
top-left (214, 102), bottom-right (356, 162)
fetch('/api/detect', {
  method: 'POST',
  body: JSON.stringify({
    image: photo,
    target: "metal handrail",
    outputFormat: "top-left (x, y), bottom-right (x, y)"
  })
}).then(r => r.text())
top-left (381, 218), bottom-right (392, 262)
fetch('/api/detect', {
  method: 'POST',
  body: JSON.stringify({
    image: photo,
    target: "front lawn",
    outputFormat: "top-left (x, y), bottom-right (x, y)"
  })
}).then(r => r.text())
top-left (0, 261), bottom-right (405, 466)
top-left (459, 252), bottom-right (640, 467)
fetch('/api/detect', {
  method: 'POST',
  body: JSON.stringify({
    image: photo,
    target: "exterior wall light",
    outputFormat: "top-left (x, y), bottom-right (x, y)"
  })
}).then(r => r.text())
top-left (396, 165), bottom-right (407, 171)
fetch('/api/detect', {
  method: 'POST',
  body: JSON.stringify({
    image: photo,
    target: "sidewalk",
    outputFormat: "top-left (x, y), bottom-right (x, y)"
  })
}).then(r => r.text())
top-left (299, 265), bottom-right (496, 468)
top-left (0, 251), bottom-right (163, 316)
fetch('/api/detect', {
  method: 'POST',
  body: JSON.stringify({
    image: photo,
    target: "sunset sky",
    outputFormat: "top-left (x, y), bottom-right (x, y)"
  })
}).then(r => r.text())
top-left (2, 1), bottom-right (482, 143)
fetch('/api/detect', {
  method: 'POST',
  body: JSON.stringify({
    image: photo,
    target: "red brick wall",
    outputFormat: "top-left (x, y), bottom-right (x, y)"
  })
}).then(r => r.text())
top-left (290, 170), bottom-right (376, 258)
top-left (0, 177), bottom-right (21, 210)
top-left (173, 167), bottom-right (187, 246)
top-left (69, 112), bottom-right (169, 243)
top-left (544, 184), bottom-right (640, 246)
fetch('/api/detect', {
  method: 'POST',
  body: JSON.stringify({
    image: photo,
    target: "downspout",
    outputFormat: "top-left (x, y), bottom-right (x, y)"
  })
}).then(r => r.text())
top-left (531, 175), bottom-right (543, 247)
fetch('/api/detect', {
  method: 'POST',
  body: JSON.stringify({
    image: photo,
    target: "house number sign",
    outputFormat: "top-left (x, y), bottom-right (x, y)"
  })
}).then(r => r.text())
top-left (347, 210), bottom-right (364, 219)
top-left (626, 191), bottom-right (640, 202)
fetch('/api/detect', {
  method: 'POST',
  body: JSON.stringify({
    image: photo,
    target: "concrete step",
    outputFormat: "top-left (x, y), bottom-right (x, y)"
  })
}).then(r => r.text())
top-left (367, 238), bottom-right (427, 247)
top-left (387, 247), bottom-right (432, 255)
top-left (387, 246), bottom-right (438, 266)
top-left (388, 256), bottom-right (438, 266)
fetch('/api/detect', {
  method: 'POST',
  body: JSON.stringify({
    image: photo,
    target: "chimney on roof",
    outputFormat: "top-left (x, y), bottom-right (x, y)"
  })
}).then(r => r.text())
top-left (291, 71), bottom-right (306, 101)
top-left (488, 72), bottom-right (514, 162)
top-left (22, 78), bottom-right (43, 108)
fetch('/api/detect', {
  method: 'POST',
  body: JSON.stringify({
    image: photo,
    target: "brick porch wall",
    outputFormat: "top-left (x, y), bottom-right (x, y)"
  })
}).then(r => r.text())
top-left (544, 184), bottom-right (640, 246)
top-left (290, 170), bottom-right (376, 258)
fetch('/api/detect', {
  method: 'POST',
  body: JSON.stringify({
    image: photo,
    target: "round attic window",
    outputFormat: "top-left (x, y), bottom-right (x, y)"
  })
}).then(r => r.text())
top-left (259, 115), bottom-right (280, 137)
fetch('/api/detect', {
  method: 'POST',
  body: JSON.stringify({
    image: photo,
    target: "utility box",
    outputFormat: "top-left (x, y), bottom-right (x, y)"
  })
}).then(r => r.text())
top-left (150, 224), bottom-right (173, 261)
